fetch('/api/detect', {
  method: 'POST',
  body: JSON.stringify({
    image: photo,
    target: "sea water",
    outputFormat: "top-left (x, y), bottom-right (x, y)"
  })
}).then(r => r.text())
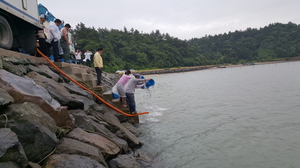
top-left (135, 61), bottom-right (300, 168)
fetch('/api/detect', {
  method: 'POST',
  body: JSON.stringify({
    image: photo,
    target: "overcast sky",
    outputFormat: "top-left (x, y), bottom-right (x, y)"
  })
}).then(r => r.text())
top-left (38, 0), bottom-right (300, 40)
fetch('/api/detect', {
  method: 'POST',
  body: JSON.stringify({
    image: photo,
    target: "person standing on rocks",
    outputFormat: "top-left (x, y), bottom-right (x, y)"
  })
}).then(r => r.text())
top-left (83, 50), bottom-right (92, 67)
top-left (37, 14), bottom-right (47, 57)
top-left (94, 48), bottom-right (103, 86)
top-left (75, 49), bottom-right (82, 64)
top-left (48, 19), bottom-right (62, 62)
top-left (125, 74), bottom-right (151, 113)
top-left (60, 24), bottom-right (71, 63)
top-left (116, 70), bottom-right (132, 108)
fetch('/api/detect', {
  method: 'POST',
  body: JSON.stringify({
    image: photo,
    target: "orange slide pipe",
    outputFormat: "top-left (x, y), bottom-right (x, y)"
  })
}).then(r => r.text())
top-left (37, 49), bottom-right (149, 116)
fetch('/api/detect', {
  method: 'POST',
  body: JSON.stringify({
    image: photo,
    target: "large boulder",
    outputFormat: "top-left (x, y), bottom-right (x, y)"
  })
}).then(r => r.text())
top-left (0, 103), bottom-right (58, 163)
top-left (0, 128), bottom-right (28, 168)
top-left (92, 108), bottom-right (143, 148)
top-left (0, 88), bottom-right (14, 109)
top-left (66, 128), bottom-right (120, 158)
top-left (108, 154), bottom-right (141, 168)
top-left (0, 70), bottom-right (74, 128)
top-left (55, 138), bottom-right (107, 167)
top-left (43, 154), bottom-right (106, 168)
top-left (27, 71), bottom-right (84, 110)
top-left (62, 82), bottom-right (94, 100)
top-left (37, 65), bottom-right (62, 82)
top-left (69, 110), bottom-right (128, 152)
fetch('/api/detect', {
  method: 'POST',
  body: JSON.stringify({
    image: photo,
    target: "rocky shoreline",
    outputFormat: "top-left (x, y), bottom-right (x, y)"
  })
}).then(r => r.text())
top-left (0, 50), bottom-right (153, 168)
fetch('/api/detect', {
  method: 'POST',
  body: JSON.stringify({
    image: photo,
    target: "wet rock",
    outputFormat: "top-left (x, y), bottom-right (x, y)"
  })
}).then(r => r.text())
top-left (55, 138), bottom-right (108, 167)
top-left (122, 122), bottom-right (142, 137)
top-left (0, 88), bottom-right (14, 109)
top-left (0, 128), bottom-right (28, 168)
top-left (43, 154), bottom-right (106, 168)
top-left (66, 128), bottom-right (120, 157)
top-left (108, 154), bottom-right (141, 168)
top-left (0, 103), bottom-right (58, 163)
top-left (100, 109), bottom-right (143, 148)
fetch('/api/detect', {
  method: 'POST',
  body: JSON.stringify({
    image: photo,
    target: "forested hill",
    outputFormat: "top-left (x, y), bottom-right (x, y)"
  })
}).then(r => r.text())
top-left (72, 22), bottom-right (300, 73)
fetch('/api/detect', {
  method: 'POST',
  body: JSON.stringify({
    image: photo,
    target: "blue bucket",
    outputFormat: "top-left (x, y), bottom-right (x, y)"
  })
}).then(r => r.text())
top-left (112, 93), bottom-right (119, 99)
top-left (50, 55), bottom-right (54, 60)
top-left (142, 79), bottom-right (155, 89)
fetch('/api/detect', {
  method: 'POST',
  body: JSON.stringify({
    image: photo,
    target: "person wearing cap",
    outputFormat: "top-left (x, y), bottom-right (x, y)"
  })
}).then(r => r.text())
top-left (125, 74), bottom-right (151, 113)
top-left (60, 23), bottom-right (71, 62)
top-left (49, 19), bottom-right (62, 62)
top-left (94, 48), bottom-right (104, 86)
top-left (37, 14), bottom-right (47, 57)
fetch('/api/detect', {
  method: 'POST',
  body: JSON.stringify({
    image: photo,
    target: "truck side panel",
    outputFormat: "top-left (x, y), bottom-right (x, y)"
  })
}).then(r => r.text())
top-left (0, 0), bottom-right (41, 28)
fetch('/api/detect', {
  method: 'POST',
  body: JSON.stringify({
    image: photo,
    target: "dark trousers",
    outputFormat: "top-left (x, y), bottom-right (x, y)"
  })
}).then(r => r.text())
top-left (126, 93), bottom-right (136, 113)
top-left (51, 40), bottom-right (59, 61)
top-left (60, 38), bottom-right (70, 62)
top-left (86, 59), bottom-right (91, 67)
top-left (95, 67), bottom-right (102, 85)
top-left (37, 38), bottom-right (47, 57)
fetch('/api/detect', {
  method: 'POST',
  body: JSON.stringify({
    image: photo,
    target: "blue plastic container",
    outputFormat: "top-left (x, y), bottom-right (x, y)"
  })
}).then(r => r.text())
top-left (50, 55), bottom-right (54, 60)
top-left (112, 93), bottom-right (119, 99)
top-left (142, 79), bottom-right (155, 89)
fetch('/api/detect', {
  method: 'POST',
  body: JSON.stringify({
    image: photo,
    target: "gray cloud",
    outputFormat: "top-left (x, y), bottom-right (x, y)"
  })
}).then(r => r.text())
top-left (38, 0), bottom-right (300, 39)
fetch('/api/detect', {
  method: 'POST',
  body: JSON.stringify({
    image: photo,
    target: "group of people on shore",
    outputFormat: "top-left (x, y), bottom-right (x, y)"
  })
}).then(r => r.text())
top-left (37, 15), bottom-right (147, 114)
top-left (37, 14), bottom-right (71, 62)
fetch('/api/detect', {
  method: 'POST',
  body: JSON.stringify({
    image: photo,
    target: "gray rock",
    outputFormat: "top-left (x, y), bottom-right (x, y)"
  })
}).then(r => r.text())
top-left (0, 69), bottom-right (60, 109)
top-left (0, 70), bottom-right (74, 128)
top-left (37, 65), bottom-right (63, 82)
top-left (0, 88), bottom-right (14, 109)
top-left (70, 110), bottom-right (128, 152)
top-left (62, 82), bottom-right (93, 100)
top-left (43, 154), bottom-right (106, 168)
top-left (0, 162), bottom-right (20, 168)
top-left (97, 109), bottom-right (143, 148)
top-left (55, 138), bottom-right (108, 167)
top-left (27, 71), bottom-right (84, 110)
top-left (27, 65), bottom-right (52, 79)
top-left (122, 122), bottom-right (142, 137)
top-left (0, 103), bottom-right (58, 163)
top-left (0, 58), bottom-right (3, 69)
top-left (2, 57), bottom-right (35, 65)
top-left (3, 62), bottom-right (27, 76)
top-left (66, 128), bottom-right (120, 157)
top-left (0, 128), bottom-right (28, 168)
top-left (108, 154), bottom-right (141, 168)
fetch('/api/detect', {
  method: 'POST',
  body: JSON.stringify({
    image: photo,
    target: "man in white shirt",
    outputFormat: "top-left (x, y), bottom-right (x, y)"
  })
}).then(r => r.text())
top-left (84, 50), bottom-right (92, 67)
top-left (48, 19), bottom-right (62, 62)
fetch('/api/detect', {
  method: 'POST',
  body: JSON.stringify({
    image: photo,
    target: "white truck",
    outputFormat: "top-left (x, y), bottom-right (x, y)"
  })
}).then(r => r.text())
top-left (0, 0), bottom-right (43, 54)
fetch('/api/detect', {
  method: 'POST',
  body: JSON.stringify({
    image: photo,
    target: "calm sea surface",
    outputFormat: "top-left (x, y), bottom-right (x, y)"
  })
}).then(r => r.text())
top-left (135, 61), bottom-right (300, 168)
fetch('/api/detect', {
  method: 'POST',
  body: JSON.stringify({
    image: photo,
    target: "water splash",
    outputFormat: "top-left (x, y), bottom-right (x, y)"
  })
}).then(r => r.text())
top-left (137, 87), bottom-right (166, 123)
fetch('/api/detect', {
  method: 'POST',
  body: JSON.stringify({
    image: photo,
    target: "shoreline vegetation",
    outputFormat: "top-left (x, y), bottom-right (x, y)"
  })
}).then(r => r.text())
top-left (136, 58), bottom-right (300, 75)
